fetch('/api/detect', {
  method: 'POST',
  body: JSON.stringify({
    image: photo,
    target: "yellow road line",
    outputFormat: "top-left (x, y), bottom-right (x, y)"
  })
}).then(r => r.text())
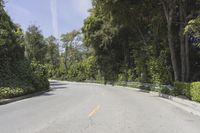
top-left (88, 105), bottom-right (100, 118)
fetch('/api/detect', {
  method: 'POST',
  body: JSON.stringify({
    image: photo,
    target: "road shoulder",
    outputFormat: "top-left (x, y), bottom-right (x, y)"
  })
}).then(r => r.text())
top-left (0, 89), bottom-right (51, 105)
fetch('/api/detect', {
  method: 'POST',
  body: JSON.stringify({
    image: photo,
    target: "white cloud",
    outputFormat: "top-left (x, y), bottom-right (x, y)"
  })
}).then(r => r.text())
top-left (50, 0), bottom-right (59, 38)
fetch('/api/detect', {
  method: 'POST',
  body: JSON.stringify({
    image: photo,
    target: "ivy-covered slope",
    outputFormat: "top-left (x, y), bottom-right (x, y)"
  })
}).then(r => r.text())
top-left (0, 1), bottom-right (49, 99)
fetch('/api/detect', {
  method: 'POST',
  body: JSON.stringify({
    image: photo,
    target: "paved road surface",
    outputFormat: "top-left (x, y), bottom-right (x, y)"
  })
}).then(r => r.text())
top-left (0, 80), bottom-right (200, 133)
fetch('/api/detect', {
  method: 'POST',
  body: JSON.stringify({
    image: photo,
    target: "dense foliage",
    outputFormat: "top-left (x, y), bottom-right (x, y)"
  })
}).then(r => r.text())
top-left (174, 82), bottom-right (200, 102)
top-left (1, 0), bottom-right (200, 101)
top-left (24, 25), bottom-right (47, 64)
top-left (191, 82), bottom-right (200, 102)
top-left (174, 82), bottom-right (191, 99)
top-left (64, 56), bottom-right (98, 81)
top-left (0, 1), bottom-right (49, 99)
top-left (82, 0), bottom-right (200, 84)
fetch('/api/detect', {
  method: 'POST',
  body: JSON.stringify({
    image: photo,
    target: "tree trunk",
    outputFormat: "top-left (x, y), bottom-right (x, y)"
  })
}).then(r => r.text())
top-left (162, 0), bottom-right (180, 81)
top-left (179, 0), bottom-right (190, 81)
top-left (179, 0), bottom-right (186, 81)
top-left (185, 32), bottom-right (190, 81)
top-left (180, 30), bottom-right (186, 81)
top-left (168, 22), bottom-right (180, 81)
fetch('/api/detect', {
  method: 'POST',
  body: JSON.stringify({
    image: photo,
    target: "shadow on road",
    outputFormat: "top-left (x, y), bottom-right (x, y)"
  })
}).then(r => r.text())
top-left (40, 92), bottom-right (54, 96)
top-left (137, 89), bottom-right (150, 93)
top-left (51, 86), bottom-right (68, 90)
top-left (50, 83), bottom-right (67, 86)
top-left (50, 81), bottom-right (68, 90)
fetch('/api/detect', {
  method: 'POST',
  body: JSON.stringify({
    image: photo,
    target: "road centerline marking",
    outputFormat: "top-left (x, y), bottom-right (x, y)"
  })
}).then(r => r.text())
top-left (88, 105), bottom-right (100, 118)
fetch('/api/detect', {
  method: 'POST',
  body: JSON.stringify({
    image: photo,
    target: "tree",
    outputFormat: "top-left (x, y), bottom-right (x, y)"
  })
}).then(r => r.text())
top-left (61, 30), bottom-right (83, 70)
top-left (83, 0), bottom-right (170, 83)
top-left (82, 0), bottom-right (200, 83)
top-left (24, 25), bottom-right (47, 64)
top-left (161, 0), bottom-right (180, 81)
top-left (161, 0), bottom-right (200, 81)
top-left (82, 6), bottom-right (123, 83)
top-left (185, 15), bottom-right (200, 81)
top-left (45, 36), bottom-right (60, 67)
top-left (0, 0), bottom-right (49, 94)
top-left (65, 56), bottom-right (98, 81)
top-left (185, 16), bottom-right (200, 47)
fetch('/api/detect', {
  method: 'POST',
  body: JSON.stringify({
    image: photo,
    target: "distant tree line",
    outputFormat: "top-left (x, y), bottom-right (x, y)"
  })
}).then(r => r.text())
top-left (23, 25), bottom-right (99, 82)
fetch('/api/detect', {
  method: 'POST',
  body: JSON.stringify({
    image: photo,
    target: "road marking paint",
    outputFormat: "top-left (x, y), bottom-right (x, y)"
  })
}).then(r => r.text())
top-left (88, 105), bottom-right (100, 118)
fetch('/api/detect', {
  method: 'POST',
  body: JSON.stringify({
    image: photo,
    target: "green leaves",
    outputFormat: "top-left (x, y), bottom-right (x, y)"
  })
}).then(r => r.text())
top-left (191, 82), bottom-right (200, 102)
top-left (185, 16), bottom-right (200, 47)
top-left (45, 36), bottom-right (60, 67)
top-left (173, 82), bottom-right (200, 102)
top-left (65, 56), bottom-right (98, 81)
top-left (83, 0), bottom-right (200, 83)
top-left (24, 25), bottom-right (47, 64)
top-left (61, 30), bottom-right (80, 47)
top-left (0, 3), bottom-right (49, 99)
top-left (30, 61), bottom-right (49, 90)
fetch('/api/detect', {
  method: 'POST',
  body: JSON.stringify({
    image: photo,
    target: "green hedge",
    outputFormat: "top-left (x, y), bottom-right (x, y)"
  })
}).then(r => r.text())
top-left (191, 82), bottom-right (200, 102)
top-left (0, 87), bottom-right (35, 99)
top-left (174, 82), bottom-right (191, 99)
top-left (0, 61), bottom-right (49, 100)
top-left (174, 82), bottom-right (200, 102)
top-left (31, 61), bottom-right (49, 91)
top-left (117, 81), bottom-right (200, 103)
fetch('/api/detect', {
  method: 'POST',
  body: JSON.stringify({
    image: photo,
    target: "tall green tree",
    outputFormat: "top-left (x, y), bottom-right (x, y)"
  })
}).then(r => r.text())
top-left (61, 30), bottom-right (83, 70)
top-left (45, 36), bottom-right (60, 67)
top-left (24, 25), bottom-right (47, 64)
top-left (161, 0), bottom-right (200, 81)
top-left (185, 15), bottom-right (200, 81)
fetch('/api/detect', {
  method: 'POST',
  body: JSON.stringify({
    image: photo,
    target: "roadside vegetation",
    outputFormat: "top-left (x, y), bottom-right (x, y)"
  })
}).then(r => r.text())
top-left (0, 1), bottom-right (49, 99)
top-left (0, 0), bottom-right (200, 102)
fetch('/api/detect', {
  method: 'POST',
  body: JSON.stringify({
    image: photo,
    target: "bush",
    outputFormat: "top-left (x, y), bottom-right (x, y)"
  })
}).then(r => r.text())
top-left (31, 61), bottom-right (49, 91)
top-left (147, 51), bottom-right (171, 84)
top-left (64, 56), bottom-right (98, 82)
top-left (116, 81), bottom-right (127, 86)
top-left (0, 60), bottom-right (49, 99)
top-left (0, 59), bottom-right (35, 99)
top-left (127, 82), bottom-right (143, 88)
top-left (0, 86), bottom-right (35, 99)
top-left (190, 82), bottom-right (200, 102)
top-left (174, 82), bottom-right (191, 99)
top-left (160, 86), bottom-right (171, 94)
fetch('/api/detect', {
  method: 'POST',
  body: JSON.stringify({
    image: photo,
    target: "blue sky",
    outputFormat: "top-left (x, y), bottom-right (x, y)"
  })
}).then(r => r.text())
top-left (5, 0), bottom-right (92, 38)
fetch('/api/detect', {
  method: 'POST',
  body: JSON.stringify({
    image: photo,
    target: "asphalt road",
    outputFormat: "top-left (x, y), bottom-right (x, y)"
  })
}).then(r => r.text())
top-left (0, 80), bottom-right (200, 133)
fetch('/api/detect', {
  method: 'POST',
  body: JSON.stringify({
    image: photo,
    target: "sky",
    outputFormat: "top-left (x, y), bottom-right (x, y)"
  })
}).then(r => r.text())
top-left (4, 0), bottom-right (92, 38)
